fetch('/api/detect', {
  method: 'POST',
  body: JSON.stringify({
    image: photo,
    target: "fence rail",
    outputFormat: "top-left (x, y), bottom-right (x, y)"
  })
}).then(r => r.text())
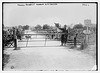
top-left (3, 29), bottom-right (95, 49)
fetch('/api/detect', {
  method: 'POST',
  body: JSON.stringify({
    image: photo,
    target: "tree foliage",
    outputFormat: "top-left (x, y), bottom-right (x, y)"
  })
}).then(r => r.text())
top-left (35, 25), bottom-right (42, 30)
top-left (22, 25), bottom-right (29, 30)
top-left (73, 24), bottom-right (83, 29)
top-left (43, 24), bottom-right (50, 30)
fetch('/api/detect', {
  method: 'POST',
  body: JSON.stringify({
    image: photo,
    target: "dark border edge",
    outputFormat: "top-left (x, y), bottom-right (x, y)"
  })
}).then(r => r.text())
top-left (96, 2), bottom-right (98, 71)
top-left (2, 2), bottom-right (98, 71)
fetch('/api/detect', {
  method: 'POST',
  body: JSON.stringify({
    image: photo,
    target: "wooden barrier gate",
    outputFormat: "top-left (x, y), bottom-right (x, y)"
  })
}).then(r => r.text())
top-left (17, 32), bottom-right (83, 48)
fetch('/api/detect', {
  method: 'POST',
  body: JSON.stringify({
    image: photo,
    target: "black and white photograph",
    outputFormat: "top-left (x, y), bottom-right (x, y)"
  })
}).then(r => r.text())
top-left (2, 2), bottom-right (98, 71)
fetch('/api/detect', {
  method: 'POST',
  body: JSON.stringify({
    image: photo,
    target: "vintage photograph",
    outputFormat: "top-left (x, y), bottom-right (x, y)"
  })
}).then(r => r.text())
top-left (2, 2), bottom-right (97, 71)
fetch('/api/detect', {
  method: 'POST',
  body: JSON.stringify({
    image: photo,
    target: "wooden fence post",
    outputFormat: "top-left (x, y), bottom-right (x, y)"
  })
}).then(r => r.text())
top-left (74, 36), bottom-right (76, 47)
top-left (13, 28), bottom-right (17, 50)
top-left (44, 34), bottom-right (47, 46)
top-left (74, 33), bottom-right (78, 47)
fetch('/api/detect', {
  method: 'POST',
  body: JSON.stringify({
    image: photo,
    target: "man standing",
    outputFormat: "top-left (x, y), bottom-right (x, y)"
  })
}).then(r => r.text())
top-left (61, 33), bottom-right (65, 46)
top-left (74, 33), bottom-right (78, 47)
top-left (64, 30), bottom-right (68, 45)
top-left (60, 29), bottom-right (68, 46)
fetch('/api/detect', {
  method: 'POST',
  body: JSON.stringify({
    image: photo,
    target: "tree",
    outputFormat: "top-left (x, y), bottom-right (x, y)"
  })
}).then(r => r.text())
top-left (73, 24), bottom-right (83, 29)
top-left (35, 25), bottom-right (42, 30)
top-left (43, 24), bottom-right (50, 30)
top-left (18, 25), bottom-right (22, 29)
top-left (22, 25), bottom-right (29, 30)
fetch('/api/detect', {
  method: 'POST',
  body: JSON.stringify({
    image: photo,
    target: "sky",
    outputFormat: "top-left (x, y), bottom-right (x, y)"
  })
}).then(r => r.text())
top-left (3, 3), bottom-right (96, 27)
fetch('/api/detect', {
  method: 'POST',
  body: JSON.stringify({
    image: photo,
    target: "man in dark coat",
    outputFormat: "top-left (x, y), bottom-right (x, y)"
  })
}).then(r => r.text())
top-left (60, 29), bottom-right (68, 46)
top-left (61, 33), bottom-right (65, 46)
top-left (74, 33), bottom-right (78, 47)
top-left (64, 30), bottom-right (68, 44)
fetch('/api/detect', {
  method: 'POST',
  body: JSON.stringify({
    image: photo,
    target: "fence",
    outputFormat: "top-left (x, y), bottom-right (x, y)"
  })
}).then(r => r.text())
top-left (3, 29), bottom-right (96, 49)
top-left (17, 32), bottom-right (83, 47)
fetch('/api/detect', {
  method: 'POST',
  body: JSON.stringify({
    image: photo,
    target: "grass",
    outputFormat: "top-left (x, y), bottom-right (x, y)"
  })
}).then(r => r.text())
top-left (68, 32), bottom-right (96, 59)
top-left (81, 44), bottom-right (96, 59)
top-left (2, 54), bottom-right (10, 70)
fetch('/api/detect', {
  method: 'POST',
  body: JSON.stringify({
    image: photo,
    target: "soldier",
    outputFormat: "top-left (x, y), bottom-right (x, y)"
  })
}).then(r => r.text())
top-left (61, 33), bottom-right (65, 46)
top-left (63, 29), bottom-right (69, 46)
top-left (74, 33), bottom-right (78, 47)
top-left (60, 28), bottom-right (68, 46)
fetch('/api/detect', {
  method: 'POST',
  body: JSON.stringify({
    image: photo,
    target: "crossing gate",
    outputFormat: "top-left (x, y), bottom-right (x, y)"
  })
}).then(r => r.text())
top-left (18, 32), bottom-right (83, 48)
top-left (3, 31), bottom-right (95, 49)
top-left (3, 28), bottom-right (95, 49)
top-left (18, 33), bottom-right (61, 47)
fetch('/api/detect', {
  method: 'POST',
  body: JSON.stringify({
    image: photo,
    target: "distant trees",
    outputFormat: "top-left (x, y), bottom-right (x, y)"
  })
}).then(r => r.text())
top-left (73, 24), bottom-right (83, 29)
top-left (43, 24), bottom-right (50, 30)
top-left (35, 25), bottom-right (42, 30)
top-left (18, 25), bottom-right (23, 29)
top-left (22, 25), bottom-right (29, 30)
top-left (31, 24), bottom-right (52, 31)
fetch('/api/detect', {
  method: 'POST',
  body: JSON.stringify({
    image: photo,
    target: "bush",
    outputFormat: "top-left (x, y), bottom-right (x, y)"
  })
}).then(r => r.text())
top-left (80, 41), bottom-right (88, 50)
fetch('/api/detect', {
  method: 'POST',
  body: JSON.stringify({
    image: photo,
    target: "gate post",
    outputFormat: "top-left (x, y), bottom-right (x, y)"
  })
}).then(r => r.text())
top-left (74, 36), bottom-right (76, 47)
top-left (44, 34), bottom-right (47, 46)
top-left (13, 27), bottom-right (17, 50)
top-left (74, 33), bottom-right (78, 47)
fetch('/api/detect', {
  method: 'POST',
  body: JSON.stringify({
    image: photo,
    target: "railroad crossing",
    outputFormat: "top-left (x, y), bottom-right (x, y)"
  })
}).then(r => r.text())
top-left (4, 30), bottom-right (96, 71)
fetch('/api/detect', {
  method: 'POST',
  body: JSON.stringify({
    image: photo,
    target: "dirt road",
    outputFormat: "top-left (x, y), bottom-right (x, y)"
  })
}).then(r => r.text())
top-left (4, 31), bottom-right (95, 71)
